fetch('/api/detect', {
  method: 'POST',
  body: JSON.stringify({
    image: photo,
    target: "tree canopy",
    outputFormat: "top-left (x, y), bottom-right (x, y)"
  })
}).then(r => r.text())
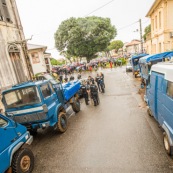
top-left (50, 58), bottom-right (65, 66)
top-left (143, 24), bottom-right (151, 41)
top-left (54, 16), bottom-right (117, 62)
top-left (107, 40), bottom-right (124, 52)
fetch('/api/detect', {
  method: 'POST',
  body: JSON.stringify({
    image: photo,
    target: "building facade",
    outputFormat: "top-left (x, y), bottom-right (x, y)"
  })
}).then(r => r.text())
top-left (125, 40), bottom-right (141, 55)
top-left (27, 43), bottom-right (49, 75)
top-left (0, 0), bottom-right (31, 92)
top-left (145, 33), bottom-right (152, 54)
top-left (44, 52), bottom-right (52, 73)
top-left (146, 0), bottom-right (173, 54)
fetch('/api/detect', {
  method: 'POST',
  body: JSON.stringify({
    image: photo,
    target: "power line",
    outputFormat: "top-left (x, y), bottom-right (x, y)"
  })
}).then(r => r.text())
top-left (47, 21), bottom-right (140, 51)
top-left (142, 19), bottom-right (150, 24)
top-left (48, 19), bottom-right (149, 51)
top-left (117, 21), bottom-right (138, 31)
top-left (84, 0), bottom-right (115, 17)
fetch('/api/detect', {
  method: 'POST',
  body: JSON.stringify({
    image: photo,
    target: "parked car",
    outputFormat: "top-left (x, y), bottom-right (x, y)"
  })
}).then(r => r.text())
top-left (146, 62), bottom-right (173, 156)
top-left (126, 58), bottom-right (132, 72)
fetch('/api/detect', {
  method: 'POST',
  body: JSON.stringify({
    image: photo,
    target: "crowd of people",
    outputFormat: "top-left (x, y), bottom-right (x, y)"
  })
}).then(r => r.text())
top-left (50, 57), bottom-right (125, 77)
top-left (79, 72), bottom-right (105, 106)
top-left (52, 70), bottom-right (105, 107)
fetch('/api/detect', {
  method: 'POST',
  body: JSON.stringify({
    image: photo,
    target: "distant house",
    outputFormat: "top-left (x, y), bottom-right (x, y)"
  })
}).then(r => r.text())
top-left (118, 48), bottom-right (123, 56)
top-left (122, 42), bottom-right (129, 55)
top-left (27, 43), bottom-right (52, 75)
top-left (125, 40), bottom-right (141, 55)
top-left (146, 0), bottom-right (173, 54)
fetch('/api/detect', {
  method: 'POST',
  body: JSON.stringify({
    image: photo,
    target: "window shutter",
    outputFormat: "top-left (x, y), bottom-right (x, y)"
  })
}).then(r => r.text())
top-left (0, 0), bottom-right (3, 20)
top-left (1, 0), bottom-right (11, 22)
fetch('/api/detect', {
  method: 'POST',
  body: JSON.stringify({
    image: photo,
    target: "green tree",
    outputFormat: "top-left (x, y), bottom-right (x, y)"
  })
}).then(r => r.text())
top-left (50, 58), bottom-right (58, 65)
top-left (55, 16), bottom-right (116, 62)
top-left (107, 40), bottom-right (124, 53)
top-left (57, 60), bottom-right (65, 65)
top-left (50, 58), bottom-right (65, 66)
top-left (60, 51), bottom-right (72, 63)
top-left (143, 24), bottom-right (151, 41)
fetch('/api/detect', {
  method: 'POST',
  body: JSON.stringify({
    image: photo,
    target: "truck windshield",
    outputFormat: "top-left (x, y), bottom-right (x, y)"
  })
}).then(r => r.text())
top-left (3, 86), bottom-right (41, 109)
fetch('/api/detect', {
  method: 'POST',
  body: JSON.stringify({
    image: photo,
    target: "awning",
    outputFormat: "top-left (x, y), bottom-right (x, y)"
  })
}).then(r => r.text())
top-left (131, 53), bottom-right (148, 60)
top-left (139, 51), bottom-right (173, 64)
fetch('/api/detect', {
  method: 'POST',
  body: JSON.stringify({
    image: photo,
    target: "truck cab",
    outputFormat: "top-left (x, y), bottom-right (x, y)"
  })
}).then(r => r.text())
top-left (146, 62), bottom-right (173, 156)
top-left (0, 114), bottom-right (34, 173)
top-left (2, 79), bottom-right (80, 134)
top-left (131, 54), bottom-right (148, 78)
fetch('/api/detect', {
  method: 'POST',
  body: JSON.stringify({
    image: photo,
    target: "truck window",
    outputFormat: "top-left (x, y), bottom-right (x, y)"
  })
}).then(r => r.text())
top-left (167, 81), bottom-right (173, 99)
top-left (49, 83), bottom-right (55, 93)
top-left (3, 86), bottom-right (41, 108)
top-left (0, 117), bottom-right (7, 127)
top-left (41, 84), bottom-right (51, 98)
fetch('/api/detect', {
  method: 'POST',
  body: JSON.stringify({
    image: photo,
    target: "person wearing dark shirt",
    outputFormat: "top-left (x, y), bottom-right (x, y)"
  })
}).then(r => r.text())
top-left (95, 74), bottom-right (101, 92)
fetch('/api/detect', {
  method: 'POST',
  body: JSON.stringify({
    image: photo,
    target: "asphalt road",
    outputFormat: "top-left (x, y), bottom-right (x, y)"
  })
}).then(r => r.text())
top-left (31, 67), bottom-right (173, 173)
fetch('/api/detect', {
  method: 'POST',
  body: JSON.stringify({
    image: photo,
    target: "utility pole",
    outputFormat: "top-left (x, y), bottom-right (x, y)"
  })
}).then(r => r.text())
top-left (139, 19), bottom-right (143, 53)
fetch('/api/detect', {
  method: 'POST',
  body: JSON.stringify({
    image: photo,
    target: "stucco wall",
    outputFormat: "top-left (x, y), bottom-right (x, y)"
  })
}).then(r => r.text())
top-left (147, 0), bottom-right (173, 54)
top-left (167, 1), bottom-right (173, 29)
top-left (0, 0), bottom-right (30, 111)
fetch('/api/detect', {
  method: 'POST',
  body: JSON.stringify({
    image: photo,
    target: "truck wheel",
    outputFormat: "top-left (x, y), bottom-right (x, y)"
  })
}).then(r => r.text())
top-left (57, 112), bottom-right (68, 133)
top-left (163, 132), bottom-right (172, 155)
top-left (72, 99), bottom-right (80, 113)
top-left (12, 148), bottom-right (34, 173)
top-left (29, 129), bottom-right (37, 136)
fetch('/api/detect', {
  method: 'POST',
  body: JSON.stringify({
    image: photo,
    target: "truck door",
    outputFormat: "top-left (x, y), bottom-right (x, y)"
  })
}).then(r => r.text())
top-left (147, 72), bottom-right (158, 120)
top-left (54, 83), bottom-right (65, 104)
top-left (40, 83), bottom-right (58, 116)
top-left (0, 116), bottom-right (18, 172)
top-left (162, 81), bottom-right (173, 131)
top-left (155, 74), bottom-right (164, 122)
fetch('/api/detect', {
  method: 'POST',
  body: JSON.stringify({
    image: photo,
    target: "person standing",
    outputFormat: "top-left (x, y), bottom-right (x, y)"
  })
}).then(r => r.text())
top-left (77, 73), bottom-right (81, 80)
top-left (64, 75), bottom-right (68, 83)
top-left (81, 81), bottom-right (89, 105)
top-left (88, 76), bottom-right (93, 83)
top-left (95, 74), bottom-right (101, 92)
top-left (100, 72), bottom-right (105, 88)
top-left (90, 80), bottom-right (99, 106)
top-left (70, 75), bottom-right (74, 81)
top-left (110, 61), bottom-right (113, 70)
top-left (113, 59), bottom-right (117, 67)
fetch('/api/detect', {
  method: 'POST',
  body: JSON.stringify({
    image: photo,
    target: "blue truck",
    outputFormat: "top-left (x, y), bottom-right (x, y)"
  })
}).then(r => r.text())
top-left (131, 54), bottom-right (148, 78)
top-left (146, 62), bottom-right (173, 156)
top-left (0, 113), bottom-right (34, 173)
top-left (1, 78), bottom-right (81, 134)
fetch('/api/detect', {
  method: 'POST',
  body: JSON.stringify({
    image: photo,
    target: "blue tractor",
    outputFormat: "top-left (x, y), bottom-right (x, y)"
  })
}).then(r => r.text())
top-left (0, 113), bottom-right (34, 173)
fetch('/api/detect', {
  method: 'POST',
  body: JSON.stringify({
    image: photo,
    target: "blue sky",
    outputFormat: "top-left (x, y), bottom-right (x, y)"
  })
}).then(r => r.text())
top-left (16, 0), bottom-right (155, 58)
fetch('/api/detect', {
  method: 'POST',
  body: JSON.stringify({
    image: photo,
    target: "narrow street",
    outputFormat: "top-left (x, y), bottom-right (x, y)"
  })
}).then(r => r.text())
top-left (31, 67), bottom-right (173, 173)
